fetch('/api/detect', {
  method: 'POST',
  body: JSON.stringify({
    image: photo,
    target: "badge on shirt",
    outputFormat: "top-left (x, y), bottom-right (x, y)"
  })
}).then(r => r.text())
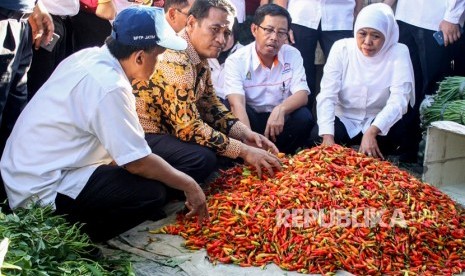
top-left (246, 71), bottom-right (251, 80)
top-left (282, 63), bottom-right (291, 74)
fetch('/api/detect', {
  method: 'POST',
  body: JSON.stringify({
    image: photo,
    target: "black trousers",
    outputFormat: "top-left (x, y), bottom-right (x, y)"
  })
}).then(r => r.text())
top-left (308, 114), bottom-right (409, 156)
top-left (27, 15), bottom-right (74, 99)
top-left (397, 21), bottom-right (454, 161)
top-left (0, 17), bottom-right (31, 204)
top-left (290, 23), bottom-right (352, 111)
top-left (145, 133), bottom-right (218, 184)
top-left (246, 105), bottom-right (314, 154)
top-left (55, 165), bottom-right (168, 242)
top-left (70, 10), bottom-right (111, 51)
top-left (55, 134), bottom-right (218, 242)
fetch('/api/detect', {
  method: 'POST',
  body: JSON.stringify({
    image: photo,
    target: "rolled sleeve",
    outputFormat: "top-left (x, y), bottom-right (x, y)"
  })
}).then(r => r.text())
top-left (90, 89), bottom-right (151, 166)
top-left (372, 82), bottom-right (412, 136)
top-left (444, 0), bottom-right (465, 24)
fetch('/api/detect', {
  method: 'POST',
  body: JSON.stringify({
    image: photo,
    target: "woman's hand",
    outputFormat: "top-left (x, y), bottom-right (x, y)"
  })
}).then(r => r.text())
top-left (359, 126), bottom-right (384, 159)
top-left (321, 134), bottom-right (335, 146)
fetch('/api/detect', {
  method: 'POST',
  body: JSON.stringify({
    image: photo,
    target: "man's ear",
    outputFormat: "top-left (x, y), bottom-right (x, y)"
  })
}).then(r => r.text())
top-left (167, 7), bottom-right (177, 21)
top-left (251, 23), bottom-right (258, 37)
top-left (134, 50), bottom-right (144, 65)
top-left (185, 14), bottom-right (196, 31)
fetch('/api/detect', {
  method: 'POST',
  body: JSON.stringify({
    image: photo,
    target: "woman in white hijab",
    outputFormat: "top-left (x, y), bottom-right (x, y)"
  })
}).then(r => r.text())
top-left (309, 3), bottom-right (415, 159)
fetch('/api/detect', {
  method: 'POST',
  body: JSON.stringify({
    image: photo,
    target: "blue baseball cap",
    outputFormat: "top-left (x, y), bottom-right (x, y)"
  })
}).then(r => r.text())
top-left (111, 6), bottom-right (187, 50)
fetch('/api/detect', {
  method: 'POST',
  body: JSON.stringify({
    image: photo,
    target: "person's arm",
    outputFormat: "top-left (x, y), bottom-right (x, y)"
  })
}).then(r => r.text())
top-left (91, 88), bottom-right (208, 221)
top-left (227, 94), bottom-right (252, 128)
top-left (364, 46), bottom-right (414, 159)
top-left (440, 0), bottom-right (465, 46)
top-left (124, 154), bottom-right (207, 221)
top-left (265, 90), bottom-right (308, 141)
top-left (264, 47), bottom-right (309, 140)
top-left (260, 0), bottom-right (270, 6)
top-left (29, 0), bottom-right (54, 50)
top-left (95, 0), bottom-right (116, 21)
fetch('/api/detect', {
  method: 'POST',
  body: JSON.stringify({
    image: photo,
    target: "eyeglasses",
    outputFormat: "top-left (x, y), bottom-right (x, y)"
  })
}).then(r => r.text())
top-left (257, 25), bottom-right (288, 40)
top-left (176, 8), bottom-right (189, 16)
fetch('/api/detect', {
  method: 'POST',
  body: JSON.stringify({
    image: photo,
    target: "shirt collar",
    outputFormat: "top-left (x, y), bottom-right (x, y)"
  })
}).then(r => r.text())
top-left (102, 44), bottom-right (130, 85)
top-left (180, 30), bottom-right (202, 66)
top-left (251, 42), bottom-right (284, 71)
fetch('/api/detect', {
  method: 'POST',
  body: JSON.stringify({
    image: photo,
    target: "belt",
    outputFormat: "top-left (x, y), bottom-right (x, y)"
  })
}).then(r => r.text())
top-left (0, 7), bottom-right (32, 21)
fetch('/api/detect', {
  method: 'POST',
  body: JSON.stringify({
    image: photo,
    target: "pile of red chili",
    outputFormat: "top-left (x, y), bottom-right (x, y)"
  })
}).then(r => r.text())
top-left (152, 145), bottom-right (465, 275)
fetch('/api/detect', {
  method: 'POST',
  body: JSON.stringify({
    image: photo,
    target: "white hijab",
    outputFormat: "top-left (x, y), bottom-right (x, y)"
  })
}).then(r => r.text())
top-left (350, 3), bottom-right (415, 106)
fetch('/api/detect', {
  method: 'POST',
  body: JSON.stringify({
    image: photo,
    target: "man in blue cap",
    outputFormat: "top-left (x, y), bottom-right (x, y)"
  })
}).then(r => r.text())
top-left (0, 6), bottom-right (207, 242)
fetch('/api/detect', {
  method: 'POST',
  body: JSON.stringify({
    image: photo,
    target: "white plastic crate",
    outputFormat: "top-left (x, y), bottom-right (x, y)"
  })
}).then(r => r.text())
top-left (423, 121), bottom-right (465, 206)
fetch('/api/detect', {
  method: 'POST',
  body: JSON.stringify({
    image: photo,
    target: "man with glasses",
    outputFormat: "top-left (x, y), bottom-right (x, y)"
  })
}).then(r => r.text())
top-left (224, 4), bottom-right (314, 154)
top-left (164, 0), bottom-right (195, 33)
top-left (133, 0), bottom-right (282, 183)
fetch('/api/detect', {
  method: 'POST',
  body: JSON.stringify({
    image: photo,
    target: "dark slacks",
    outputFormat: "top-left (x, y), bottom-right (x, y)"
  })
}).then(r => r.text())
top-left (308, 114), bottom-right (409, 156)
top-left (397, 21), bottom-right (453, 161)
top-left (247, 105), bottom-right (314, 154)
top-left (290, 23), bottom-right (352, 111)
top-left (27, 15), bottom-right (74, 99)
top-left (70, 10), bottom-right (111, 52)
top-left (55, 165), bottom-right (168, 242)
top-left (145, 133), bottom-right (217, 184)
top-left (55, 134), bottom-right (218, 242)
top-left (0, 17), bottom-right (31, 203)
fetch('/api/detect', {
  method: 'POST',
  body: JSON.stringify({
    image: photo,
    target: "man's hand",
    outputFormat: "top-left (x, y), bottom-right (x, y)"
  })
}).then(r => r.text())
top-left (29, 2), bottom-right (54, 50)
top-left (184, 181), bottom-right (209, 222)
top-left (359, 126), bottom-right (383, 159)
top-left (239, 144), bottom-right (282, 178)
top-left (439, 20), bottom-right (462, 46)
top-left (242, 129), bottom-right (279, 154)
top-left (265, 105), bottom-right (286, 142)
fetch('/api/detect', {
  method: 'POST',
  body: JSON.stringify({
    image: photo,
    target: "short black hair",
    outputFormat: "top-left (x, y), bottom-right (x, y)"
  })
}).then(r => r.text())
top-left (105, 36), bottom-right (158, 60)
top-left (164, 0), bottom-right (191, 13)
top-left (253, 4), bottom-right (292, 30)
top-left (189, 0), bottom-right (235, 22)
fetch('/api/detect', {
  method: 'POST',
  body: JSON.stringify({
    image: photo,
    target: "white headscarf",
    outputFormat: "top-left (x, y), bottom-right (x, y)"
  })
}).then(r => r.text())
top-left (350, 3), bottom-right (415, 106)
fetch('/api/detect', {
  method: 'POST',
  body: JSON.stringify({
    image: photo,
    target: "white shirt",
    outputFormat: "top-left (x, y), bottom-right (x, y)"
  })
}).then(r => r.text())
top-left (317, 39), bottom-right (413, 138)
top-left (287, 0), bottom-right (357, 31)
top-left (0, 46), bottom-right (151, 209)
top-left (395, 0), bottom-right (465, 31)
top-left (224, 42), bottom-right (309, 113)
top-left (230, 0), bottom-right (245, 23)
top-left (41, 0), bottom-right (79, 16)
top-left (207, 43), bottom-right (243, 99)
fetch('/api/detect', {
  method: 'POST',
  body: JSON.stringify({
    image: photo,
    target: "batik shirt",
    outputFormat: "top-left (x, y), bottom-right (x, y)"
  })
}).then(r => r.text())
top-left (133, 30), bottom-right (248, 159)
